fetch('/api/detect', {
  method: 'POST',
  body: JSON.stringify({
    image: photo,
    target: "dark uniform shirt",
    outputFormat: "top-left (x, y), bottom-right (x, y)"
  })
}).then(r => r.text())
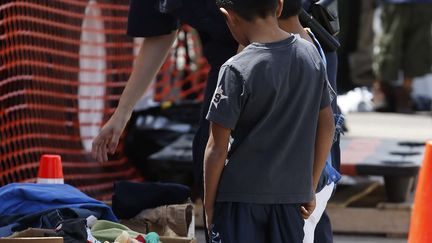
top-left (127, 0), bottom-right (238, 84)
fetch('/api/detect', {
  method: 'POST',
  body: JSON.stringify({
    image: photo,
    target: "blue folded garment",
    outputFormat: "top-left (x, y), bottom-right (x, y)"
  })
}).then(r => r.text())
top-left (0, 183), bottom-right (117, 228)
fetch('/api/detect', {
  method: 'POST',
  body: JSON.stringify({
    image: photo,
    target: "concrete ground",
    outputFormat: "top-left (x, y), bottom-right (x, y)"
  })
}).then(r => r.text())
top-left (329, 112), bottom-right (430, 243)
top-left (195, 112), bottom-right (431, 243)
top-left (344, 112), bottom-right (432, 141)
top-left (332, 112), bottom-right (429, 243)
top-left (334, 235), bottom-right (406, 243)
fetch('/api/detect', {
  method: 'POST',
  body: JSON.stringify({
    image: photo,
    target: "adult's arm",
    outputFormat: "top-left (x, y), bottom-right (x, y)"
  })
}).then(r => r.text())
top-left (115, 33), bottom-right (176, 121)
top-left (91, 32), bottom-right (177, 162)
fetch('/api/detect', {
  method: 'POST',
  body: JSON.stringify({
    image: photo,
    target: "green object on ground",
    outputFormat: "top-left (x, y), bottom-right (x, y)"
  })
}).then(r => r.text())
top-left (91, 220), bottom-right (144, 242)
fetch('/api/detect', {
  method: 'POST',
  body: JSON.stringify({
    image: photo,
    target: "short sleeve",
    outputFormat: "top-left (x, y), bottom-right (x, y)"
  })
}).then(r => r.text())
top-left (320, 66), bottom-right (332, 109)
top-left (206, 65), bottom-right (247, 130)
top-left (127, 0), bottom-right (180, 37)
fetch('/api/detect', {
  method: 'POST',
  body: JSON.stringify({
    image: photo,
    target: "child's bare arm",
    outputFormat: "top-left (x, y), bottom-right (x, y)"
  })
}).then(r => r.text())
top-left (204, 122), bottom-right (231, 228)
top-left (313, 106), bottom-right (334, 190)
top-left (301, 105), bottom-right (334, 219)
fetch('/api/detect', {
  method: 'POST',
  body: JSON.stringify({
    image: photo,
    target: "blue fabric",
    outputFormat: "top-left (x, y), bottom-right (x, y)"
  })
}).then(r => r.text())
top-left (324, 155), bottom-right (342, 185)
top-left (316, 155), bottom-right (341, 192)
top-left (316, 41), bottom-right (340, 243)
top-left (0, 183), bottom-right (117, 221)
top-left (305, 7), bottom-right (341, 243)
top-left (308, 32), bottom-right (342, 193)
top-left (0, 225), bottom-right (14, 237)
top-left (308, 31), bottom-right (336, 101)
top-left (0, 208), bottom-right (95, 237)
top-left (325, 51), bottom-right (342, 173)
top-left (308, 32), bottom-right (327, 67)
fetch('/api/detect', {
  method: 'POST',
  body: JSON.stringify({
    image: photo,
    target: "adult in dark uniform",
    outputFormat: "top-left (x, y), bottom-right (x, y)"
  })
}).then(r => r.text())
top-left (91, 0), bottom-right (237, 186)
top-left (91, 1), bottom-right (236, 241)
top-left (129, 1), bottom-right (238, 194)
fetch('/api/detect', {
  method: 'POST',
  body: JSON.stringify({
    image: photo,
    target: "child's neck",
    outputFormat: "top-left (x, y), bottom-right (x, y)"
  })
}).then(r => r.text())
top-left (278, 16), bottom-right (313, 44)
top-left (244, 17), bottom-right (290, 44)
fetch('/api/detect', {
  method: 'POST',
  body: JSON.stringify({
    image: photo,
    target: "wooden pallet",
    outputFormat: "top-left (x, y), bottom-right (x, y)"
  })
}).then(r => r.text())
top-left (194, 181), bottom-right (412, 237)
top-left (327, 181), bottom-right (412, 237)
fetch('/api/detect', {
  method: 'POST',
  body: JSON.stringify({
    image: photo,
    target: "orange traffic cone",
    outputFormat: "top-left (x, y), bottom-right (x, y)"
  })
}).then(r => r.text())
top-left (408, 141), bottom-right (432, 243)
top-left (37, 154), bottom-right (64, 184)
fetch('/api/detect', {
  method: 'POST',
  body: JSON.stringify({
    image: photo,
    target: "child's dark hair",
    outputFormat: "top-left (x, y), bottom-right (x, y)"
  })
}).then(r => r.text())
top-left (279, 0), bottom-right (302, 19)
top-left (216, 0), bottom-right (279, 21)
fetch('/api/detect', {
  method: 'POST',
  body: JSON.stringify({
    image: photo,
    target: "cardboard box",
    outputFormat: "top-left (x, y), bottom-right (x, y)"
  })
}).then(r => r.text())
top-left (0, 237), bottom-right (63, 243)
top-left (160, 236), bottom-right (197, 243)
top-left (0, 229), bottom-right (63, 243)
top-left (7, 228), bottom-right (55, 238)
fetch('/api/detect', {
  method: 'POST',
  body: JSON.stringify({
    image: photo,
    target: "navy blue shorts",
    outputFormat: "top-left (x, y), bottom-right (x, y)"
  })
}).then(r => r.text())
top-left (210, 202), bottom-right (304, 243)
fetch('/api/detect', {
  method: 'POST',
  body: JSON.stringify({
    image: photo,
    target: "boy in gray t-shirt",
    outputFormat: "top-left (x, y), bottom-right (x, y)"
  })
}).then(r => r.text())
top-left (204, 0), bottom-right (335, 242)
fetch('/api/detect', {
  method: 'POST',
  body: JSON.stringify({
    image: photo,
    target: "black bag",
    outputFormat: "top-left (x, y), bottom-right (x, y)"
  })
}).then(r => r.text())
top-left (299, 9), bottom-right (340, 52)
top-left (310, 0), bottom-right (340, 36)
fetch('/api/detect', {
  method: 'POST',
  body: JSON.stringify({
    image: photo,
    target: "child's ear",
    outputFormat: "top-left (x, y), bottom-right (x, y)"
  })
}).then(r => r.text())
top-left (220, 8), bottom-right (236, 26)
top-left (276, 0), bottom-right (284, 18)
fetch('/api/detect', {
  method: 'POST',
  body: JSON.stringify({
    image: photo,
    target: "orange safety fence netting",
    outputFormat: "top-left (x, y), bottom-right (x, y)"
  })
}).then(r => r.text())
top-left (0, 0), bottom-right (210, 200)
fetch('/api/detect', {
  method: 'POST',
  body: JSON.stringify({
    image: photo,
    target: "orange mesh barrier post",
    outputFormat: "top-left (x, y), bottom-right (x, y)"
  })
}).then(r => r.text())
top-left (0, 0), bottom-right (209, 200)
top-left (408, 141), bottom-right (432, 243)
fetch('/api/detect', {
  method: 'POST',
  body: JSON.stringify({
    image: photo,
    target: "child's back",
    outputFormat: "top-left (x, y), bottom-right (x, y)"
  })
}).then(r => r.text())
top-left (204, 0), bottom-right (335, 242)
top-left (207, 35), bottom-right (330, 203)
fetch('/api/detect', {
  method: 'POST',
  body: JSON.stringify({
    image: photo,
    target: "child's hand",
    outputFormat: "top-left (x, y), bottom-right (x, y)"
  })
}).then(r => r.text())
top-left (300, 196), bottom-right (316, 219)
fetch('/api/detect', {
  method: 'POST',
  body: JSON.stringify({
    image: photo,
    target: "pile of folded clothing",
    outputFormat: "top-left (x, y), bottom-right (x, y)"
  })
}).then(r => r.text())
top-left (0, 182), bottom-right (194, 243)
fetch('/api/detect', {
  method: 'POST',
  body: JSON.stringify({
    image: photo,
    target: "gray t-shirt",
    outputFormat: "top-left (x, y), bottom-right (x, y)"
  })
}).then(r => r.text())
top-left (206, 35), bottom-right (331, 204)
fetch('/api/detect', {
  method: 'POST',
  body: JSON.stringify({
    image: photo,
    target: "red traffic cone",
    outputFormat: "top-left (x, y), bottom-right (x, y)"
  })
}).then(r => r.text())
top-left (37, 154), bottom-right (64, 184)
top-left (408, 141), bottom-right (432, 243)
